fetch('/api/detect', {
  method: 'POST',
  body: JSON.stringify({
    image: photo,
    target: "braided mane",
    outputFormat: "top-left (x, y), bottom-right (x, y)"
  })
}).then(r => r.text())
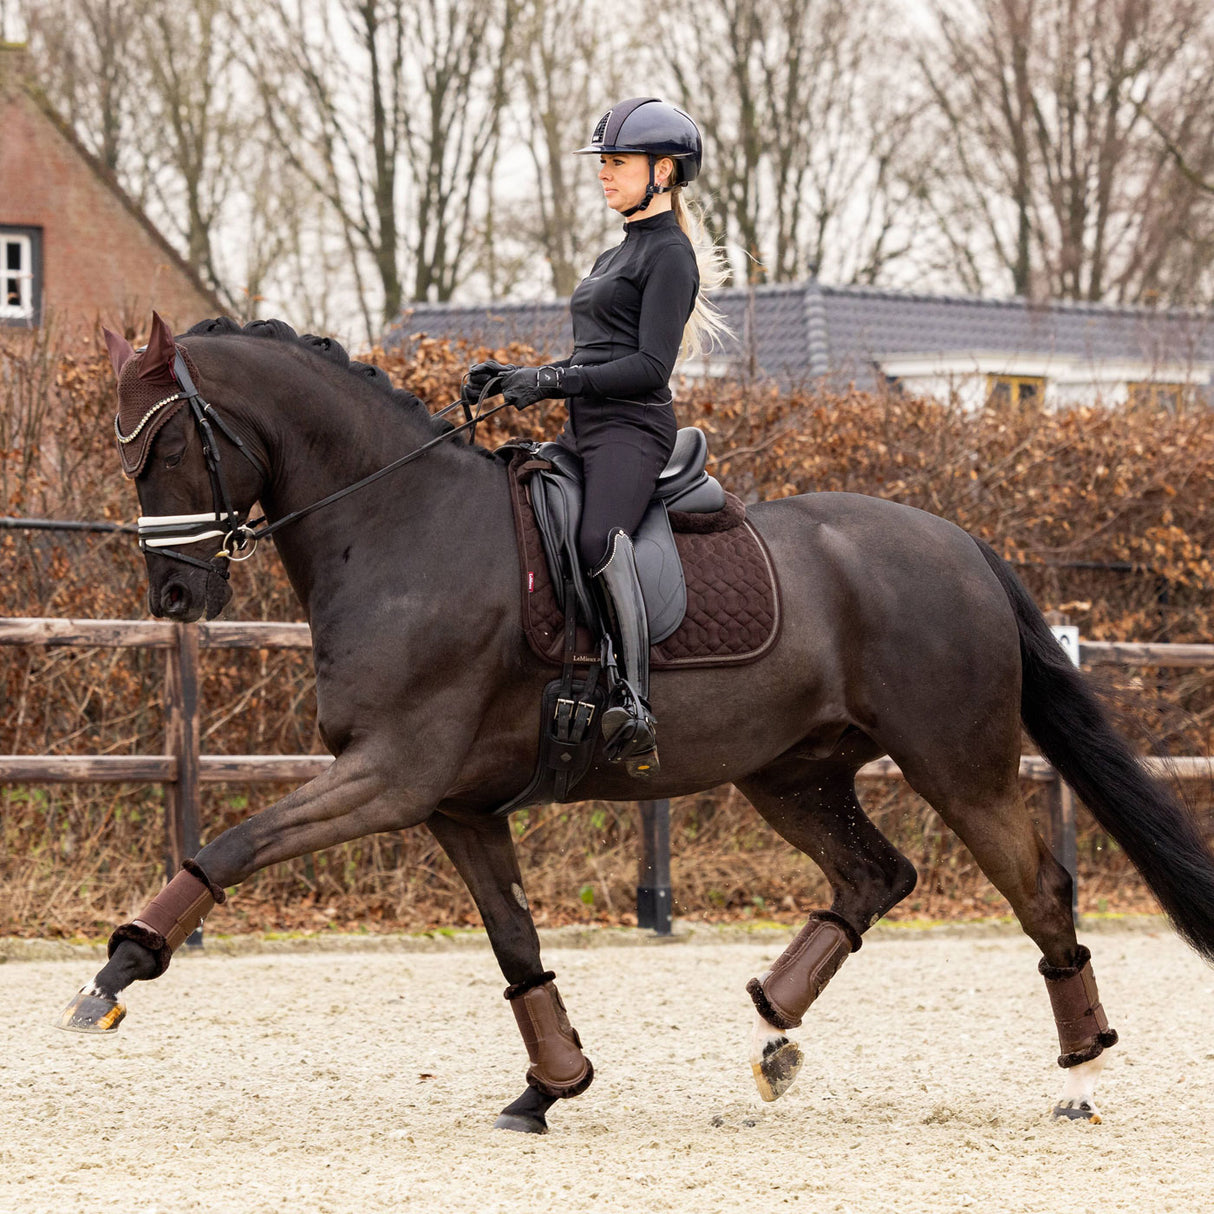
top-left (182, 317), bottom-right (456, 437)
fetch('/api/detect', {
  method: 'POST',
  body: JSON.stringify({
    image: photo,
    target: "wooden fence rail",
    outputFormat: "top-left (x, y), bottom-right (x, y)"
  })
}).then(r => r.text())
top-left (0, 618), bottom-right (318, 887)
top-left (4, 617), bottom-right (1214, 927)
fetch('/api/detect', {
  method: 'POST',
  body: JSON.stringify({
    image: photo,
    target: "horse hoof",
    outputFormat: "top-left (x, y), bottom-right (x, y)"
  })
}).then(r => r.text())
top-left (495, 1086), bottom-right (556, 1133)
top-left (752, 1036), bottom-right (803, 1102)
top-left (493, 1111), bottom-right (549, 1134)
top-left (57, 986), bottom-right (126, 1033)
top-left (1053, 1100), bottom-right (1101, 1124)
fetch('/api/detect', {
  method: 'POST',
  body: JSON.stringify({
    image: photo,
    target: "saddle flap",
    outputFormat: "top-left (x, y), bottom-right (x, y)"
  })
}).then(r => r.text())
top-left (520, 427), bottom-right (732, 647)
top-left (531, 467), bottom-right (599, 629)
top-left (633, 502), bottom-right (687, 644)
top-left (508, 449), bottom-right (779, 672)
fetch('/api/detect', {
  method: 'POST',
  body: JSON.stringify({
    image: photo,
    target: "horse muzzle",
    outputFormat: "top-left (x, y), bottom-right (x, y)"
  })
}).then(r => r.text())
top-left (146, 555), bottom-right (232, 621)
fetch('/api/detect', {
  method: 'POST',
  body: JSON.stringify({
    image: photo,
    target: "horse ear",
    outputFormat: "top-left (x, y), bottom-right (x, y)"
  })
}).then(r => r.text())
top-left (140, 311), bottom-right (178, 382)
top-left (103, 327), bottom-right (136, 377)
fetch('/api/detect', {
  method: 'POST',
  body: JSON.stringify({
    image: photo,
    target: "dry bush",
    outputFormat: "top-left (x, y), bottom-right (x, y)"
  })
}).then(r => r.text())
top-left (2, 326), bottom-right (1212, 939)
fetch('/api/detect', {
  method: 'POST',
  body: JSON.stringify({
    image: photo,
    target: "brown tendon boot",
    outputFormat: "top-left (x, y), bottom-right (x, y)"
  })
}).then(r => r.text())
top-left (1039, 945), bottom-right (1119, 1068)
top-left (745, 911), bottom-right (862, 1101)
top-left (108, 859), bottom-right (227, 978)
top-left (504, 972), bottom-right (594, 1099)
top-left (746, 910), bottom-right (862, 1031)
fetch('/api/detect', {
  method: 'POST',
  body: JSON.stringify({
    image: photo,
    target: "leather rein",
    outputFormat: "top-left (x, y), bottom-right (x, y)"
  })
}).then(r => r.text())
top-left (126, 352), bottom-right (507, 579)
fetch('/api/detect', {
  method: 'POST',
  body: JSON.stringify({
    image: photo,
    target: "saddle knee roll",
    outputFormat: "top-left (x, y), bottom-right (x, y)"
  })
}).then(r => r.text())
top-left (107, 860), bottom-right (227, 978)
top-left (746, 911), bottom-right (861, 1031)
top-left (506, 976), bottom-right (594, 1098)
top-left (1039, 945), bottom-right (1119, 1067)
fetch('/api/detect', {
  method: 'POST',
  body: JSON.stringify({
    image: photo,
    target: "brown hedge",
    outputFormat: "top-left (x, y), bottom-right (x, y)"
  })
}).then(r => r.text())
top-left (2, 326), bottom-right (1212, 939)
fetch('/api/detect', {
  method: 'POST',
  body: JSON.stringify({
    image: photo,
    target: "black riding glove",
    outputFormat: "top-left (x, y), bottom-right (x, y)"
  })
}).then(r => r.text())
top-left (500, 365), bottom-right (574, 411)
top-left (466, 359), bottom-right (517, 395)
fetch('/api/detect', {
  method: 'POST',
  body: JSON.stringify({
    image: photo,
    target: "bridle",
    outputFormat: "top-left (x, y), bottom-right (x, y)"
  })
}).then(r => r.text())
top-left (120, 351), bottom-right (268, 579)
top-left (121, 351), bottom-right (508, 580)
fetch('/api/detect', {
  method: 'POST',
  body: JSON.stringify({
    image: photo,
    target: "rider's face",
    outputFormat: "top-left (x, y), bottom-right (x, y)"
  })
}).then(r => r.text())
top-left (598, 154), bottom-right (674, 218)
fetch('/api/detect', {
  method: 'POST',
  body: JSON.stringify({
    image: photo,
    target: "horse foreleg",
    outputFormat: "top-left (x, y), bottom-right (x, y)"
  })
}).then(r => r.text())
top-left (59, 751), bottom-right (422, 1033)
top-left (59, 859), bottom-right (226, 1032)
top-left (426, 811), bottom-right (593, 1134)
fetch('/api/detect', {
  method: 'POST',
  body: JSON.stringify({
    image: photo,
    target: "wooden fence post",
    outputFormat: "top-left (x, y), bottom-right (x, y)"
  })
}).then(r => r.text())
top-left (164, 621), bottom-right (203, 946)
top-left (1047, 774), bottom-right (1079, 925)
top-left (636, 799), bottom-right (672, 935)
top-left (1046, 612), bottom-right (1080, 925)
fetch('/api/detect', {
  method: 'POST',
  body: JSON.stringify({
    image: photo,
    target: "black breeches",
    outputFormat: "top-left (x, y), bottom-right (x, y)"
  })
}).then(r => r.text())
top-left (560, 398), bottom-right (678, 571)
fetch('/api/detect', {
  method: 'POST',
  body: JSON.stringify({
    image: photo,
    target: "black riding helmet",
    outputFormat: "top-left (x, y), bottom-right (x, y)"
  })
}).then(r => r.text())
top-left (573, 97), bottom-right (702, 216)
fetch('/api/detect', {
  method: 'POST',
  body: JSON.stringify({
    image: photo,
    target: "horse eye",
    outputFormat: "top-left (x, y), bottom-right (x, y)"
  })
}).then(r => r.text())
top-left (164, 449), bottom-right (185, 469)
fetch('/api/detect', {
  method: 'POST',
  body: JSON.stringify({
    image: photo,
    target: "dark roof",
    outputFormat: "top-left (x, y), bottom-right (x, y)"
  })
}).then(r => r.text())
top-left (818, 285), bottom-right (1214, 384)
top-left (395, 298), bottom-right (575, 360)
top-left (388, 281), bottom-right (1214, 388)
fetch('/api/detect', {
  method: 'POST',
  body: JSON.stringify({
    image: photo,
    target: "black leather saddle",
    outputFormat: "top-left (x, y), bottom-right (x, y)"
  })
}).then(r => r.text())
top-left (528, 426), bottom-right (726, 642)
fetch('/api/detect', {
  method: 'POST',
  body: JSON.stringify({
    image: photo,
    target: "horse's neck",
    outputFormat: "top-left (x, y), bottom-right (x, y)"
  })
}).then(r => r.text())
top-left (257, 390), bottom-right (433, 519)
top-left (254, 394), bottom-right (509, 622)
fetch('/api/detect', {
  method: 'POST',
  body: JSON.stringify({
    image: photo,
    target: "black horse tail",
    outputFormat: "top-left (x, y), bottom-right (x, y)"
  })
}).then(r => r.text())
top-left (975, 537), bottom-right (1214, 963)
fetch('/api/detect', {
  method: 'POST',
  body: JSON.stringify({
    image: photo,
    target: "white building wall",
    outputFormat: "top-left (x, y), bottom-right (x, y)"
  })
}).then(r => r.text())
top-left (878, 352), bottom-right (1213, 410)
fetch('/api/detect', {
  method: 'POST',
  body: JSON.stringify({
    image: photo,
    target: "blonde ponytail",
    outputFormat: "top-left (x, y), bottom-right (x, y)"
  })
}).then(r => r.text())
top-left (671, 187), bottom-right (732, 362)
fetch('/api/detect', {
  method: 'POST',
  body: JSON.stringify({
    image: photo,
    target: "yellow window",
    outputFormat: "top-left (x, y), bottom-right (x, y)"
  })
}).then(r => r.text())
top-left (1127, 382), bottom-right (1191, 412)
top-left (986, 374), bottom-right (1045, 407)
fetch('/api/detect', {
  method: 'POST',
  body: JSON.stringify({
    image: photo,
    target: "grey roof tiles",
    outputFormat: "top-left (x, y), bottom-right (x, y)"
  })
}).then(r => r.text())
top-left (389, 281), bottom-right (1214, 390)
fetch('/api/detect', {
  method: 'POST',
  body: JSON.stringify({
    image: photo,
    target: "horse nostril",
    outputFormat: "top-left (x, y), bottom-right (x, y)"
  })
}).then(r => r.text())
top-left (164, 583), bottom-right (187, 614)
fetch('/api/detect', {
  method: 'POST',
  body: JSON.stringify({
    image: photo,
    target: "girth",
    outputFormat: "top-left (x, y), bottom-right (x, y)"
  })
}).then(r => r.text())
top-left (526, 426), bottom-right (727, 642)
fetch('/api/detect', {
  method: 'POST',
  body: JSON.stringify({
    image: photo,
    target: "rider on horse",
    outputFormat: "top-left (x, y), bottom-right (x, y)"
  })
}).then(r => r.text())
top-left (466, 97), bottom-right (729, 777)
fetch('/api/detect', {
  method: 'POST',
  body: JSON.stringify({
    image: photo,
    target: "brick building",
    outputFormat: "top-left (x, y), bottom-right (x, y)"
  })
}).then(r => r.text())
top-left (0, 45), bottom-right (219, 336)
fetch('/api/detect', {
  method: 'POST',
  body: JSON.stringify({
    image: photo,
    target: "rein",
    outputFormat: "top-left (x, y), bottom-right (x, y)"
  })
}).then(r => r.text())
top-left (243, 385), bottom-right (507, 546)
top-left (128, 354), bottom-right (507, 578)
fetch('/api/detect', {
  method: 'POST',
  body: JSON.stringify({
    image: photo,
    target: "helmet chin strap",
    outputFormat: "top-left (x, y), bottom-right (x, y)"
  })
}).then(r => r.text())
top-left (621, 155), bottom-right (671, 218)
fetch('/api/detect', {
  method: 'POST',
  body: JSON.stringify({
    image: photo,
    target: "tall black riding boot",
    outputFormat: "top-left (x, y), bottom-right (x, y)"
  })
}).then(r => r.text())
top-left (590, 528), bottom-right (659, 777)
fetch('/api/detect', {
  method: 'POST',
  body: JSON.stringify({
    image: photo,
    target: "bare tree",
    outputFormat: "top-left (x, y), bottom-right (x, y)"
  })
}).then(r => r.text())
top-left (247, 0), bottom-right (514, 334)
top-left (652, 0), bottom-right (922, 286)
top-left (916, 0), bottom-right (1214, 303)
top-left (24, 0), bottom-right (283, 311)
top-left (657, 0), bottom-right (763, 276)
top-left (24, 0), bottom-right (139, 180)
top-left (139, 2), bottom-right (246, 300)
top-left (402, 0), bottom-right (515, 303)
top-left (504, 0), bottom-right (626, 296)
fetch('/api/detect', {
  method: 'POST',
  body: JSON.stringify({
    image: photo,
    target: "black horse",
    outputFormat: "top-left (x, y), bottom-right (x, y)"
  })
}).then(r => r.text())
top-left (61, 314), bottom-right (1214, 1132)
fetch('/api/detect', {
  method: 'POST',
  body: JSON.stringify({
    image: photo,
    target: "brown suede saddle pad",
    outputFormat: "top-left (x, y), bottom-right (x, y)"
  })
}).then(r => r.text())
top-left (507, 450), bottom-right (781, 668)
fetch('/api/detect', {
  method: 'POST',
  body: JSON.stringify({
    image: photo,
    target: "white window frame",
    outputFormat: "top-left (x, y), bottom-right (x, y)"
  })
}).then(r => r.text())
top-left (1, 232), bottom-right (34, 321)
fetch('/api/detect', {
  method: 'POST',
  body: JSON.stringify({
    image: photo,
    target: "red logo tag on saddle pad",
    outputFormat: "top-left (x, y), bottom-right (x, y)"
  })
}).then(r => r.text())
top-left (528, 571), bottom-right (535, 593)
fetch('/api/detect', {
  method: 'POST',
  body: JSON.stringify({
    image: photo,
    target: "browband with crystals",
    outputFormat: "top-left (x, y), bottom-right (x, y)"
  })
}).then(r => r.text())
top-left (114, 393), bottom-right (184, 445)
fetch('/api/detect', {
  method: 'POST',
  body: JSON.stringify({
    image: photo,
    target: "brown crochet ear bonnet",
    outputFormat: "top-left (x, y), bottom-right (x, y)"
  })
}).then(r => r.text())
top-left (107, 314), bottom-right (201, 479)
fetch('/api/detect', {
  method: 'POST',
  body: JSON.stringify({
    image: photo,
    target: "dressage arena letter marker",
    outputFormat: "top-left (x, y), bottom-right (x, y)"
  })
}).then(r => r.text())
top-left (1051, 624), bottom-right (1081, 667)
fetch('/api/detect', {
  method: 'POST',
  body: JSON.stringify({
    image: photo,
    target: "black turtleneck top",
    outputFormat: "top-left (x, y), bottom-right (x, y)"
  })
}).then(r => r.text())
top-left (560, 210), bottom-right (699, 405)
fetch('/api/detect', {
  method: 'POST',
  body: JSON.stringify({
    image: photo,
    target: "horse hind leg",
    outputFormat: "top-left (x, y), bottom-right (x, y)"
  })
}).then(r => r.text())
top-left (897, 750), bottom-right (1115, 1122)
top-left (735, 756), bottom-right (918, 1102)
